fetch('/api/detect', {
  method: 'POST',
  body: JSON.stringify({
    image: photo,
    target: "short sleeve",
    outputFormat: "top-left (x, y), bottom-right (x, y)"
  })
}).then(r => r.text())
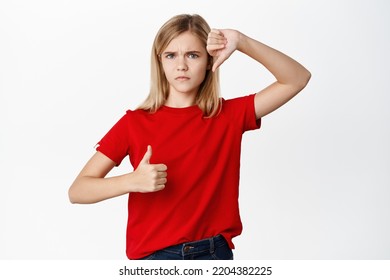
top-left (224, 94), bottom-right (261, 133)
top-left (243, 94), bottom-right (261, 132)
top-left (96, 113), bottom-right (130, 166)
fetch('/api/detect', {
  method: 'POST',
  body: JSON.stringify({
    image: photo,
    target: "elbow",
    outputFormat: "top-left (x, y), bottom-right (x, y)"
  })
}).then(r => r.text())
top-left (299, 69), bottom-right (311, 91)
top-left (68, 180), bottom-right (98, 204)
top-left (68, 183), bottom-right (82, 204)
top-left (291, 69), bottom-right (311, 94)
top-left (68, 187), bottom-right (77, 204)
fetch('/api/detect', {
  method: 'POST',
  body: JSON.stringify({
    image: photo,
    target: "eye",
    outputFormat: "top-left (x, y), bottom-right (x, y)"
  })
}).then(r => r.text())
top-left (165, 53), bottom-right (175, 59)
top-left (188, 53), bottom-right (199, 59)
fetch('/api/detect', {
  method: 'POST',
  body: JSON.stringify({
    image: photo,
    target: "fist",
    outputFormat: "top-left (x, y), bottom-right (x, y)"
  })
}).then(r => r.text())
top-left (207, 29), bottom-right (240, 72)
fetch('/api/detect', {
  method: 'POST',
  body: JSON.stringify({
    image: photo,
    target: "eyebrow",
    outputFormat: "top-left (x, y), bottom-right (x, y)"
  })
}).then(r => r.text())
top-left (162, 50), bottom-right (202, 55)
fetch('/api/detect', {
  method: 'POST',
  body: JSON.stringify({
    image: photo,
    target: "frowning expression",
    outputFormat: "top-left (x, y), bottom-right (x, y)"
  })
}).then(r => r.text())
top-left (160, 31), bottom-right (209, 100)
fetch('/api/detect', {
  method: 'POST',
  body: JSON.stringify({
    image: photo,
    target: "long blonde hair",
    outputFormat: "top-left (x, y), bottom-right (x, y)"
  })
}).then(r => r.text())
top-left (138, 14), bottom-right (221, 117)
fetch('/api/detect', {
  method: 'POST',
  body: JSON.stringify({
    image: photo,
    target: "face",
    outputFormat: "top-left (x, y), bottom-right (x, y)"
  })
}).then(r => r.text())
top-left (160, 31), bottom-right (209, 102)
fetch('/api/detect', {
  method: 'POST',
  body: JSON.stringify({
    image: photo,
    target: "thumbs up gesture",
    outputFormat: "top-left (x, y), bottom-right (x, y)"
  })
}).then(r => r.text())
top-left (132, 145), bottom-right (168, 193)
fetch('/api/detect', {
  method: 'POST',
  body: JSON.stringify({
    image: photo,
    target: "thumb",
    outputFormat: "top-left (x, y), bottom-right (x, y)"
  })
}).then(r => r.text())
top-left (140, 145), bottom-right (152, 164)
top-left (212, 55), bottom-right (226, 72)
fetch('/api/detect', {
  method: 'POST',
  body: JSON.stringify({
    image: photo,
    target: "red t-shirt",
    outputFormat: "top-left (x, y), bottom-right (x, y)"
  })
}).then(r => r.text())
top-left (97, 94), bottom-right (260, 259)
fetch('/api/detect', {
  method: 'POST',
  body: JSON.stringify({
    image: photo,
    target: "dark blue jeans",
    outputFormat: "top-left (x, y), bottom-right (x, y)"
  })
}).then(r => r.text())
top-left (139, 235), bottom-right (233, 260)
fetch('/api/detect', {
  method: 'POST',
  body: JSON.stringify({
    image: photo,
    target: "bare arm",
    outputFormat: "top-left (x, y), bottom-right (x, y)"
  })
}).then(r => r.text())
top-left (207, 29), bottom-right (311, 118)
top-left (68, 146), bottom-right (167, 204)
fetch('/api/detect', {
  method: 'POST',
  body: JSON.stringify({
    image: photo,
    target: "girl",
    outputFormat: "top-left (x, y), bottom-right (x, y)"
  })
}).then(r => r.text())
top-left (68, 14), bottom-right (311, 260)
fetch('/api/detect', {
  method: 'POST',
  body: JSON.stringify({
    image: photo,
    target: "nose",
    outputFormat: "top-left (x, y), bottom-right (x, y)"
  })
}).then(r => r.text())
top-left (176, 56), bottom-right (188, 71)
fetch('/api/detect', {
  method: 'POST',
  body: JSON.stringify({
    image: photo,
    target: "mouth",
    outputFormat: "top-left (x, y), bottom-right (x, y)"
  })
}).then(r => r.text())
top-left (175, 76), bottom-right (190, 81)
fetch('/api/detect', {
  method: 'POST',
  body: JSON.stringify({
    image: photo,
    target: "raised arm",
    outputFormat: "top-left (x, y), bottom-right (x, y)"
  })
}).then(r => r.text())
top-left (68, 146), bottom-right (167, 204)
top-left (207, 29), bottom-right (311, 119)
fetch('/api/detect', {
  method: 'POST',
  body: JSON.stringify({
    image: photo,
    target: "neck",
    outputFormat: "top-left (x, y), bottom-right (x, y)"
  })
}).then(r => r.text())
top-left (165, 92), bottom-right (197, 108)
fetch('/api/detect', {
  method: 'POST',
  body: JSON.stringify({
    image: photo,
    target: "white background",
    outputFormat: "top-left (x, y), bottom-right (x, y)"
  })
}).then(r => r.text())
top-left (1, 0), bottom-right (389, 260)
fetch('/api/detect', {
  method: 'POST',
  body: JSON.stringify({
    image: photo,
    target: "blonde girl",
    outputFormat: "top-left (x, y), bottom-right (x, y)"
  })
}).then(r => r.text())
top-left (69, 14), bottom-right (310, 260)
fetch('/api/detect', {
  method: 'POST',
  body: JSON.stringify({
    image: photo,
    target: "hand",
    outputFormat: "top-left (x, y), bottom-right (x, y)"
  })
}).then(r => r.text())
top-left (132, 145), bottom-right (168, 193)
top-left (207, 29), bottom-right (241, 72)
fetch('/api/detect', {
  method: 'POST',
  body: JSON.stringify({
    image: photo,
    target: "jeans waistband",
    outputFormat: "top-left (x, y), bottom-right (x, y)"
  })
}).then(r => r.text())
top-left (163, 235), bottom-right (227, 256)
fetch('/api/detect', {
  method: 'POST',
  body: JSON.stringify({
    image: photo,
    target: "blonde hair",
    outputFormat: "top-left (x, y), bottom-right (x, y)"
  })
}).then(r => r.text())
top-left (138, 14), bottom-right (221, 117)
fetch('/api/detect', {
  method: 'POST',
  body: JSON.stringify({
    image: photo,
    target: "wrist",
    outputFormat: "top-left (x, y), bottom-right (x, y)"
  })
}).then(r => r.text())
top-left (236, 31), bottom-right (248, 53)
top-left (121, 172), bottom-right (139, 193)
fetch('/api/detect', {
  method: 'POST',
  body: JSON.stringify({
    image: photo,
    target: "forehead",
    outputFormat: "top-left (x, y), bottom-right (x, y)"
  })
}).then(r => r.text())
top-left (164, 31), bottom-right (205, 51)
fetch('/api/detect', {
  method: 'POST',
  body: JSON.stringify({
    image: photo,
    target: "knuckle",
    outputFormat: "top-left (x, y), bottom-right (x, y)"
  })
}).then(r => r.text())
top-left (149, 168), bottom-right (157, 175)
